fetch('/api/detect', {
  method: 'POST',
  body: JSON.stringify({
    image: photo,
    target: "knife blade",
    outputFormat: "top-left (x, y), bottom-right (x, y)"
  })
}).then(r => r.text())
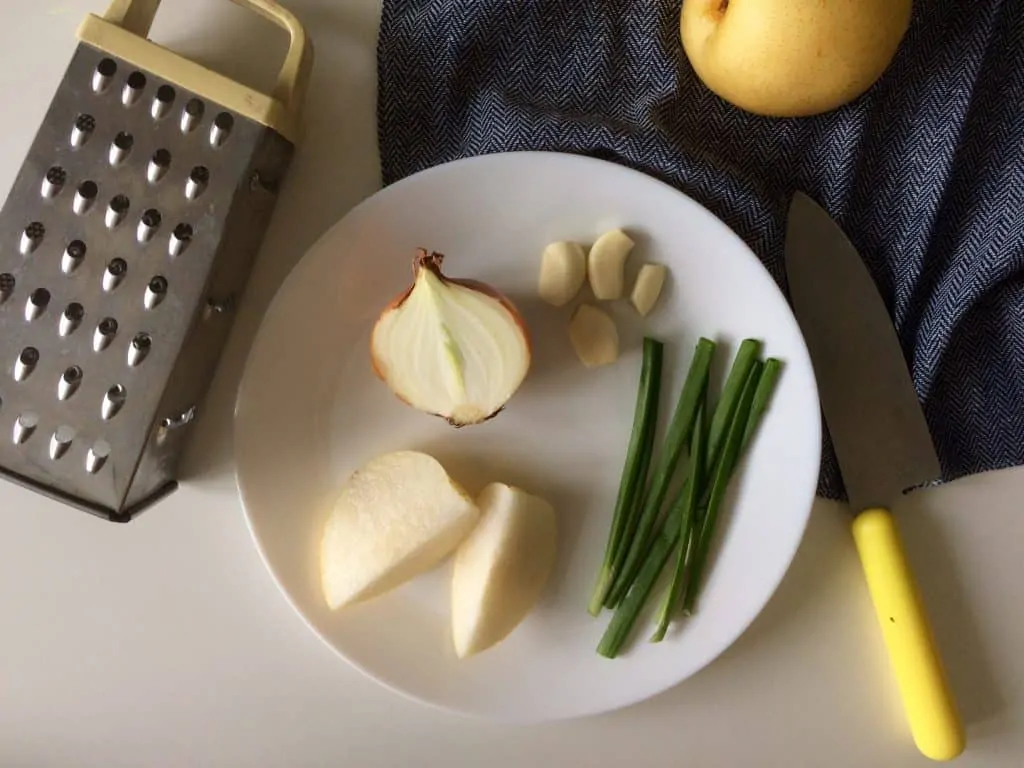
top-left (784, 191), bottom-right (965, 762)
top-left (784, 192), bottom-right (940, 511)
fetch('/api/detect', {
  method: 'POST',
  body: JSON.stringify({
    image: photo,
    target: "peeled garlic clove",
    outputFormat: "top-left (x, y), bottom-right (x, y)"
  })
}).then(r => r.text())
top-left (630, 263), bottom-right (668, 317)
top-left (588, 228), bottom-right (634, 300)
top-left (538, 241), bottom-right (587, 307)
top-left (568, 303), bottom-right (619, 368)
top-left (371, 249), bottom-right (532, 426)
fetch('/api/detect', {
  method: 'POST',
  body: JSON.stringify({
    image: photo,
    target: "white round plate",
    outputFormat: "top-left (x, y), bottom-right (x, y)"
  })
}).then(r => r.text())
top-left (234, 151), bottom-right (821, 722)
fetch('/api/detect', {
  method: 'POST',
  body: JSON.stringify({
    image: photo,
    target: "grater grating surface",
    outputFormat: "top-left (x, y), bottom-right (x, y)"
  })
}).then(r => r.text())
top-left (0, 1), bottom-right (311, 521)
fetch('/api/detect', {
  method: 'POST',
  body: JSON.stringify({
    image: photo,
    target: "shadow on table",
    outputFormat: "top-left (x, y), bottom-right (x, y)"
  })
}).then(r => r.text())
top-left (896, 479), bottom-right (1006, 732)
top-left (147, 0), bottom-right (385, 488)
top-left (626, 486), bottom-right (1004, 735)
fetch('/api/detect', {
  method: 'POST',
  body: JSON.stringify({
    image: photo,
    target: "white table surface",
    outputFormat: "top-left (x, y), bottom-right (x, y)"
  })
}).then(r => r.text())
top-left (2, 2), bottom-right (1022, 766)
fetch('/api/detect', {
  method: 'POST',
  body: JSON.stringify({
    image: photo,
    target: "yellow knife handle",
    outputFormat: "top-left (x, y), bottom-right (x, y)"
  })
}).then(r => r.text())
top-left (852, 508), bottom-right (965, 761)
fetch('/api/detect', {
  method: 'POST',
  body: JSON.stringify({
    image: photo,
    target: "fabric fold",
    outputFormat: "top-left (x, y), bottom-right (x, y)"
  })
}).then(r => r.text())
top-left (378, 0), bottom-right (1024, 500)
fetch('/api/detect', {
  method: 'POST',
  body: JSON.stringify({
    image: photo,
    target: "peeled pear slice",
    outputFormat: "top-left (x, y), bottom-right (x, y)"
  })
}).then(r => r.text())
top-left (451, 482), bottom-right (558, 658)
top-left (321, 451), bottom-right (480, 610)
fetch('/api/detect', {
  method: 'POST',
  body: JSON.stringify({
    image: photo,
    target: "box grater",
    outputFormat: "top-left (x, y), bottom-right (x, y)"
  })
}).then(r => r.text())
top-left (0, 0), bottom-right (312, 522)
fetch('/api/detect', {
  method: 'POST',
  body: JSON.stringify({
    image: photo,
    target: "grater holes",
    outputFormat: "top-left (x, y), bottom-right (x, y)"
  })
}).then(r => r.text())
top-left (109, 132), bottom-right (134, 167)
top-left (137, 208), bottom-right (162, 243)
top-left (151, 84), bottom-right (176, 120)
top-left (144, 276), bottom-right (168, 309)
top-left (71, 113), bottom-right (95, 148)
top-left (0, 273), bottom-right (13, 303)
top-left (14, 347), bottom-right (39, 382)
top-left (103, 258), bottom-right (127, 292)
top-left (169, 223), bottom-right (193, 257)
top-left (185, 166), bottom-right (209, 200)
top-left (122, 71), bottom-right (146, 106)
top-left (20, 222), bottom-right (45, 255)
top-left (49, 425), bottom-right (76, 460)
top-left (85, 440), bottom-right (111, 473)
top-left (210, 112), bottom-right (234, 147)
top-left (181, 98), bottom-right (204, 133)
top-left (102, 384), bottom-right (127, 421)
top-left (148, 148), bottom-right (172, 183)
top-left (73, 180), bottom-right (98, 215)
top-left (12, 411), bottom-right (38, 445)
top-left (25, 288), bottom-right (50, 322)
top-left (41, 166), bottom-right (67, 198)
top-left (128, 332), bottom-right (151, 366)
top-left (92, 58), bottom-right (117, 93)
top-left (93, 317), bottom-right (118, 352)
top-left (60, 302), bottom-right (84, 337)
top-left (106, 195), bottom-right (130, 229)
top-left (63, 240), bottom-right (86, 274)
top-left (58, 365), bottom-right (83, 401)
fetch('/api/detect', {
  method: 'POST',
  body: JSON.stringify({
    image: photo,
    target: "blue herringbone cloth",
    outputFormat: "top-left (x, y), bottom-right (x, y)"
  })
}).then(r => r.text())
top-left (376, 0), bottom-right (1024, 500)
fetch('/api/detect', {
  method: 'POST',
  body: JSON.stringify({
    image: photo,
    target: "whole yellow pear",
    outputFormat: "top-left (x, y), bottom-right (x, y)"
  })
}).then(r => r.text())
top-left (681, 0), bottom-right (913, 117)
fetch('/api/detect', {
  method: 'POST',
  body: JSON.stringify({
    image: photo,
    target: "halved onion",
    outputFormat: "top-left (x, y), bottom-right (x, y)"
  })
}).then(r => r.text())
top-left (371, 249), bottom-right (532, 426)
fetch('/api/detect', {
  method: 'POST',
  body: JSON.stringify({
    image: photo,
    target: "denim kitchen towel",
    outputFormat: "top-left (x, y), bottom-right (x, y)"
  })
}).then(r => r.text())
top-left (376, 0), bottom-right (1024, 501)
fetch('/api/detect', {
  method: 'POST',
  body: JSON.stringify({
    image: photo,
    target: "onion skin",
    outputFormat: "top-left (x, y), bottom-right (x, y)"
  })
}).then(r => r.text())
top-left (370, 249), bottom-right (532, 427)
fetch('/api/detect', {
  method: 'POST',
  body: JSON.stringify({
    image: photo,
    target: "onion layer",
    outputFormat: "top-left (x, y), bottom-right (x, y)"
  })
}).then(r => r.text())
top-left (371, 250), bottom-right (532, 426)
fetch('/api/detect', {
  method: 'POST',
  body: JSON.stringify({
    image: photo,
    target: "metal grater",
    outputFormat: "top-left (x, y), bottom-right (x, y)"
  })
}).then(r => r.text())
top-left (0, 0), bottom-right (312, 522)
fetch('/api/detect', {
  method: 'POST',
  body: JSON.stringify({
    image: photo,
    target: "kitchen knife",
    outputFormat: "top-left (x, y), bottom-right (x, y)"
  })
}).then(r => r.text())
top-left (784, 191), bottom-right (965, 762)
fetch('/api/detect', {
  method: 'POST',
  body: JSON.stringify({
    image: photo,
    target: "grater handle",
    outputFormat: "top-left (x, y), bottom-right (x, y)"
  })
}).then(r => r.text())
top-left (227, 0), bottom-right (312, 123)
top-left (99, 0), bottom-right (312, 134)
top-left (101, 0), bottom-right (160, 37)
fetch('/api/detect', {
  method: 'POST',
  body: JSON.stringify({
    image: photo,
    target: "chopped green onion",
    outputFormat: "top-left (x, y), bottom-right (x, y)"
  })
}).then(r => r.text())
top-left (588, 337), bottom-right (664, 615)
top-left (651, 401), bottom-right (707, 642)
top-left (604, 338), bottom-right (715, 607)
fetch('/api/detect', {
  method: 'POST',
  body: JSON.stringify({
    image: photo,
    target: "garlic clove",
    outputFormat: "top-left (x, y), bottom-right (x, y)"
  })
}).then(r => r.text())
top-left (371, 250), bottom-right (532, 426)
top-left (568, 303), bottom-right (619, 368)
top-left (630, 263), bottom-right (668, 317)
top-left (538, 241), bottom-right (587, 307)
top-left (587, 228), bottom-right (635, 300)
